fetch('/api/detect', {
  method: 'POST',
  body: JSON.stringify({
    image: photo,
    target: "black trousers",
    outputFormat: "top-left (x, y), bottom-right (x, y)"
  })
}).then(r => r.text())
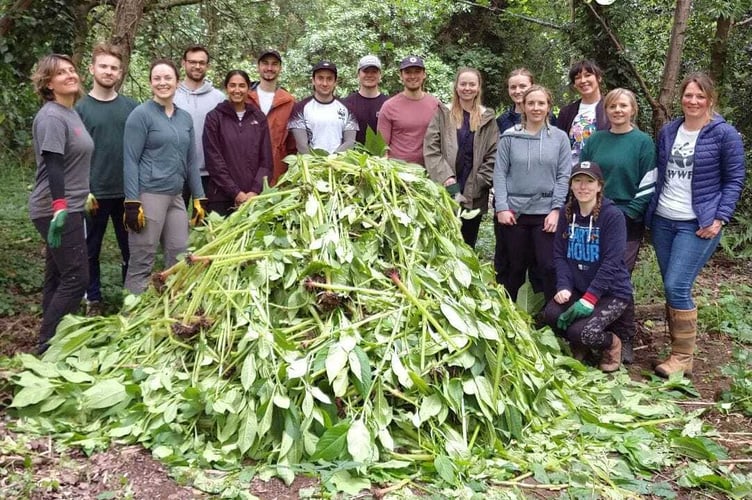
top-left (85, 197), bottom-right (129, 302)
top-left (460, 211), bottom-right (484, 248)
top-left (33, 213), bottom-right (89, 350)
top-left (497, 214), bottom-right (556, 302)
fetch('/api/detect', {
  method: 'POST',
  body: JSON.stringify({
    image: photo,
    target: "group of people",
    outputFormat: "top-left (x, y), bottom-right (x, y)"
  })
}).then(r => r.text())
top-left (28, 46), bottom-right (745, 379)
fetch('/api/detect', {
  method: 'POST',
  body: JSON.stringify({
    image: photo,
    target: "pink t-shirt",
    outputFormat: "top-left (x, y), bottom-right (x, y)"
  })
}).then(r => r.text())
top-left (377, 92), bottom-right (440, 166)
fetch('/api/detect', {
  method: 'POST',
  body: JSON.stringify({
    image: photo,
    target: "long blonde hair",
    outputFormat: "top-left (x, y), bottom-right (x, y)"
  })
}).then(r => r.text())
top-left (450, 67), bottom-right (483, 132)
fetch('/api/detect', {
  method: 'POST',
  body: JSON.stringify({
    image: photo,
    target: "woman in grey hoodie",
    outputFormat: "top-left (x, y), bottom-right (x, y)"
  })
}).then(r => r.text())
top-left (493, 85), bottom-right (571, 301)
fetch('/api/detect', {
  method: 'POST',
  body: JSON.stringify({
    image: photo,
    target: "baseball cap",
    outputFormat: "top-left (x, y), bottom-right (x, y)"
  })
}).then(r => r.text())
top-left (399, 55), bottom-right (425, 70)
top-left (358, 55), bottom-right (382, 71)
top-left (570, 161), bottom-right (603, 182)
top-left (312, 60), bottom-right (337, 77)
top-left (257, 49), bottom-right (281, 63)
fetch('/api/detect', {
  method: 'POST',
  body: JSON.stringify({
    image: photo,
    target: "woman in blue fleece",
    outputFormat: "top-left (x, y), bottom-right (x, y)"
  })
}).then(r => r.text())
top-left (543, 161), bottom-right (632, 372)
top-left (646, 72), bottom-right (745, 378)
top-left (123, 59), bottom-right (207, 294)
top-left (493, 85), bottom-right (570, 301)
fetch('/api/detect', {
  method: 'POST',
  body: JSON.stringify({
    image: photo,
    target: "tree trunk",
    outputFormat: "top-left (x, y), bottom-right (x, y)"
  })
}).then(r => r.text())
top-left (709, 15), bottom-right (733, 86)
top-left (111, 0), bottom-right (151, 86)
top-left (654, 0), bottom-right (693, 132)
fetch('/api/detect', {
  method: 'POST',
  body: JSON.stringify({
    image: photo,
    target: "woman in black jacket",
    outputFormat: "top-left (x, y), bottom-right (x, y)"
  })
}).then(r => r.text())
top-left (203, 70), bottom-right (273, 216)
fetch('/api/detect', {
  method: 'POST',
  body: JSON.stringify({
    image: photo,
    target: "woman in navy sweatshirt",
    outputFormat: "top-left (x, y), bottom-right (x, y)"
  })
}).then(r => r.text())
top-left (543, 161), bottom-right (632, 372)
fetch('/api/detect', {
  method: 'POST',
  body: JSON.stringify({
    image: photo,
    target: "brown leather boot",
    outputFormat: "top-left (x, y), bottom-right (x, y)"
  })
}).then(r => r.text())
top-left (599, 333), bottom-right (622, 372)
top-left (655, 306), bottom-right (696, 378)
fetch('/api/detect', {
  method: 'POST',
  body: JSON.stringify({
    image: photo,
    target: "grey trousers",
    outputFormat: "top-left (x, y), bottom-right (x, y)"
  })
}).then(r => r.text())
top-left (124, 193), bottom-right (188, 294)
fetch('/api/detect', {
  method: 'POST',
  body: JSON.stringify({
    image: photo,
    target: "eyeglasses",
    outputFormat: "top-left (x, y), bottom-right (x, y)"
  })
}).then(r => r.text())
top-left (185, 60), bottom-right (208, 66)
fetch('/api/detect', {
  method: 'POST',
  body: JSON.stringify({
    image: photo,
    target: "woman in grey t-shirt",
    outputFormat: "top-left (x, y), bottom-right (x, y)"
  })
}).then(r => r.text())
top-left (29, 54), bottom-right (94, 353)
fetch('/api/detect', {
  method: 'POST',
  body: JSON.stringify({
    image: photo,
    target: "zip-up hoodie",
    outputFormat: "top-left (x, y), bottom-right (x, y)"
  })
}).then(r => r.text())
top-left (553, 197), bottom-right (632, 300)
top-left (423, 104), bottom-right (499, 210)
top-left (493, 124), bottom-right (571, 214)
top-left (174, 81), bottom-right (226, 177)
top-left (248, 86), bottom-right (296, 186)
top-left (203, 100), bottom-right (273, 203)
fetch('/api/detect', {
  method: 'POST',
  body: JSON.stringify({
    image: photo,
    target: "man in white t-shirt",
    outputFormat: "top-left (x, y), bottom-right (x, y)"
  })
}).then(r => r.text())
top-left (288, 61), bottom-right (358, 154)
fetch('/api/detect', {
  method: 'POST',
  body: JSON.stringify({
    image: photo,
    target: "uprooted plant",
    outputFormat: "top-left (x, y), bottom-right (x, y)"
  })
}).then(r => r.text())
top-left (6, 151), bottom-right (752, 497)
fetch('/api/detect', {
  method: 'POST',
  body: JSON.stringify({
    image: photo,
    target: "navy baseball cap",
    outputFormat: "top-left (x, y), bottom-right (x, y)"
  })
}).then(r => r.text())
top-left (399, 55), bottom-right (425, 70)
top-left (312, 60), bottom-right (337, 77)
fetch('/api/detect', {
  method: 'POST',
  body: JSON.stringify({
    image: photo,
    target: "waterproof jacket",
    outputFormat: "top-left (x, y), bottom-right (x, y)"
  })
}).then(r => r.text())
top-left (423, 104), bottom-right (499, 211)
top-left (203, 100), bottom-right (273, 204)
top-left (248, 87), bottom-right (296, 186)
top-left (645, 114), bottom-right (746, 228)
top-left (556, 98), bottom-right (609, 137)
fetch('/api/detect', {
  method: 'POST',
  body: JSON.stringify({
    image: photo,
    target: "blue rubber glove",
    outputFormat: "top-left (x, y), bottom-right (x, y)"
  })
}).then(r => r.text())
top-left (557, 294), bottom-right (596, 330)
top-left (47, 199), bottom-right (67, 248)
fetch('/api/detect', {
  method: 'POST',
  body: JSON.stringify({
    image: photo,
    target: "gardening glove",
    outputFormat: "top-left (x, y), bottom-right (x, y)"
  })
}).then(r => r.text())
top-left (85, 193), bottom-right (99, 216)
top-left (557, 294), bottom-right (596, 330)
top-left (123, 200), bottom-right (145, 233)
top-left (47, 199), bottom-right (67, 248)
top-left (190, 198), bottom-right (208, 226)
top-left (446, 182), bottom-right (461, 197)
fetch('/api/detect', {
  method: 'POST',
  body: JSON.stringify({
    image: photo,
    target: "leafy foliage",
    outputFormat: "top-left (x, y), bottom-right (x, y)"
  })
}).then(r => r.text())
top-left (7, 151), bottom-right (748, 496)
top-left (720, 348), bottom-right (752, 417)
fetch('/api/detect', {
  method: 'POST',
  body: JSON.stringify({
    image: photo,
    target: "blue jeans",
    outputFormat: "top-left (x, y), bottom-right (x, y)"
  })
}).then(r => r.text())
top-left (650, 215), bottom-right (720, 309)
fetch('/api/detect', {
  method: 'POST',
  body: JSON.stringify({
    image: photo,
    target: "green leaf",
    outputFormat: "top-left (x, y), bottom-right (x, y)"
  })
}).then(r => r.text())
top-left (237, 407), bottom-right (258, 454)
top-left (418, 393), bottom-right (444, 423)
top-left (363, 127), bottom-right (387, 156)
top-left (328, 470), bottom-right (371, 496)
top-left (434, 455), bottom-right (457, 484)
top-left (671, 435), bottom-right (728, 461)
top-left (347, 420), bottom-right (372, 463)
top-left (10, 385), bottom-right (55, 408)
top-left (440, 301), bottom-right (471, 332)
top-left (311, 422), bottom-right (350, 461)
top-left (82, 379), bottom-right (127, 410)
top-left (325, 345), bottom-right (348, 383)
top-left (240, 354), bottom-right (256, 391)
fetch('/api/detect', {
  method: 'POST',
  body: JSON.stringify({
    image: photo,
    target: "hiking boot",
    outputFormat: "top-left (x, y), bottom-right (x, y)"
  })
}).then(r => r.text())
top-left (599, 334), bottom-right (622, 373)
top-left (656, 306), bottom-right (696, 378)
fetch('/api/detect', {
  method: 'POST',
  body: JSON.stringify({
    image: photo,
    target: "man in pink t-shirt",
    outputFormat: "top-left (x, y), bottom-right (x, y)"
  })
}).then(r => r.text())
top-left (377, 56), bottom-right (439, 166)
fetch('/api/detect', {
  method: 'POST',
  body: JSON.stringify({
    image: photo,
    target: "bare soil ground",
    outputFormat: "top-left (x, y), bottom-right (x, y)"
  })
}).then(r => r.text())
top-left (0, 258), bottom-right (750, 499)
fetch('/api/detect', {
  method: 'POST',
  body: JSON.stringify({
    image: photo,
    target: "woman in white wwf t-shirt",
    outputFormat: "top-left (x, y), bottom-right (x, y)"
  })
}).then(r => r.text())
top-left (645, 72), bottom-right (746, 379)
top-left (556, 60), bottom-right (610, 165)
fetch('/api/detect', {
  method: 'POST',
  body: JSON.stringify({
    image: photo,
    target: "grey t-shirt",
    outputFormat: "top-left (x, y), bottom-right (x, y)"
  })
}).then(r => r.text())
top-left (29, 101), bottom-right (94, 219)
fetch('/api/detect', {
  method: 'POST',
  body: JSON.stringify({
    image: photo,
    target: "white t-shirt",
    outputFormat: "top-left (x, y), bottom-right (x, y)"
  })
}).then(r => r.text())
top-left (288, 96), bottom-right (358, 153)
top-left (257, 88), bottom-right (275, 115)
top-left (656, 125), bottom-right (699, 220)
top-left (569, 101), bottom-right (598, 165)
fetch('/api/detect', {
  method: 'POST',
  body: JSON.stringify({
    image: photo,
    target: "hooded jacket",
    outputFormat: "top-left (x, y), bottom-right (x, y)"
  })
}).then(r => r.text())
top-left (493, 125), bottom-right (571, 215)
top-left (423, 104), bottom-right (499, 210)
top-left (553, 197), bottom-right (632, 301)
top-left (203, 100), bottom-right (273, 204)
top-left (248, 86), bottom-right (296, 186)
top-left (174, 81), bottom-right (226, 177)
top-left (645, 114), bottom-right (745, 228)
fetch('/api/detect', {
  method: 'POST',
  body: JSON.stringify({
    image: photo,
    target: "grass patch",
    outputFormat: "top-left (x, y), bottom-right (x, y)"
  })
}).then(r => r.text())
top-left (0, 157), bottom-right (126, 317)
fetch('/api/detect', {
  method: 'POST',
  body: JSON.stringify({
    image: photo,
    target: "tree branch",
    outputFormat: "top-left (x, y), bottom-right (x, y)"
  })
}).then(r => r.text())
top-left (735, 16), bottom-right (752, 27)
top-left (584, 2), bottom-right (660, 111)
top-left (457, 0), bottom-right (569, 31)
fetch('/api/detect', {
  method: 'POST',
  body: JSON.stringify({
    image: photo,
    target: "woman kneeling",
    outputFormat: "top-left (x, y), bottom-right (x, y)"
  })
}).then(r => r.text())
top-left (543, 161), bottom-right (632, 372)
